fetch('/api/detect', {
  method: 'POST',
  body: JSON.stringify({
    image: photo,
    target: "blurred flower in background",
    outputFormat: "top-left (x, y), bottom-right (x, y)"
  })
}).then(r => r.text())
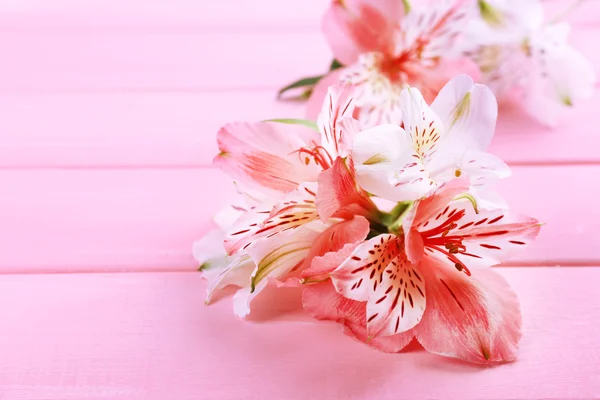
top-left (279, 0), bottom-right (595, 128)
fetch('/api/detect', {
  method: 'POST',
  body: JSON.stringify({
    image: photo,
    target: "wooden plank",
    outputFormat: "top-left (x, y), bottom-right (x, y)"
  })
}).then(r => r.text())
top-left (0, 28), bottom-right (596, 93)
top-left (0, 0), bottom-right (325, 30)
top-left (0, 31), bottom-right (331, 93)
top-left (0, 268), bottom-right (598, 399)
top-left (0, 88), bottom-right (599, 169)
top-left (0, 166), bottom-right (597, 273)
top-left (0, 0), bottom-right (594, 30)
top-left (0, 169), bottom-right (236, 272)
top-left (0, 91), bottom-right (302, 168)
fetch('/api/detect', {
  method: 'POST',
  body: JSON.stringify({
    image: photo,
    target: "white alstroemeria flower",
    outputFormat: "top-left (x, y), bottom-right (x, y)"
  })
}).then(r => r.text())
top-left (352, 74), bottom-right (510, 202)
top-left (466, 0), bottom-right (596, 126)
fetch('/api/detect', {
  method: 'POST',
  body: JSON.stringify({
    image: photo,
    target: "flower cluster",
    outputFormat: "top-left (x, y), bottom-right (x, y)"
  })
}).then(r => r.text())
top-left (195, 75), bottom-right (541, 364)
top-left (279, 0), bottom-right (595, 128)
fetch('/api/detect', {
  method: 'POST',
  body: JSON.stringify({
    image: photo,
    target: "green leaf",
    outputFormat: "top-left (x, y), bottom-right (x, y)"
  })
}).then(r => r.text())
top-left (277, 75), bottom-right (324, 99)
top-left (329, 59), bottom-right (343, 71)
top-left (263, 118), bottom-right (319, 131)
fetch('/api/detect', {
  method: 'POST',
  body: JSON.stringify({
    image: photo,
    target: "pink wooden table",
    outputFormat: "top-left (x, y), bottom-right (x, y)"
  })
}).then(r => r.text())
top-left (1, 0), bottom-right (599, 399)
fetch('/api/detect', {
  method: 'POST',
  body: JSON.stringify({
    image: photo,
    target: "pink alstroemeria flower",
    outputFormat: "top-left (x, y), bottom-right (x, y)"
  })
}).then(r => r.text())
top-left (196, 84), bottom-right (378, 317)
top-left (303, 179), bottom-right (540, 363)
top-left (352, 74), bottom-right (509, 203)
top-left (464, 0), bottom-right (596, 125)
top-left (307, 0), bottom-right (479, 128)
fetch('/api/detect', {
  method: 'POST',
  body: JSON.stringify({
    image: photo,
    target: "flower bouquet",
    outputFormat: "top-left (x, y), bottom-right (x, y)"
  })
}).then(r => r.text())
top-left (194, 75), bottom-right (542, 364)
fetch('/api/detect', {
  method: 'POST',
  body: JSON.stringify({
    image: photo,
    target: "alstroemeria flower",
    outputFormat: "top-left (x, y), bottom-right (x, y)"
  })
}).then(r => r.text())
top-left (306, 0), bottom-right (479, 128)
top-left (199, 84), bottom-right (378, 317)
top-left (352, 74), bottom-right (509, 202)
top-left (465, 0), bottom-right (596, 125)
top-left (307, 179), bottom-right (540, 363)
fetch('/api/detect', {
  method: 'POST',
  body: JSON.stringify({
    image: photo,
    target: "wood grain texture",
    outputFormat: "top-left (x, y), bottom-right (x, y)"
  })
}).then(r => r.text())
top-left (0, 31), bottom-right (330, 93)
top-left (0, 169), bottom-right (236, 272)
top-left (0, 268), bottom-right (598, 400)
top-left (0, 88), bottom-right (598, 168)
top-left (0, 166), bottom-right (597, 273)
top-left (0, 0), bottom-right (594, 30)
top-left (0, 27), bottom-right (596, 93)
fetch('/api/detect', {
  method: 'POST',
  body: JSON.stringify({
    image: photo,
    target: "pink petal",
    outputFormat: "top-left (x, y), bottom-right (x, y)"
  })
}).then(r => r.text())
top-left (302, 241), bottom-right (360, 283)
top-left (301, 215), bottom-right (370, 274)
top-left (214, 122), bottom-right (321, 196)
top-left (302, 281), bottom-right (414, 353)
top-left (322, 0), bottom-right (400, 65)
top-left (405, 182), bottom-right (541, 271)
top-left (306, 69), bottom-right (345, 122)
top-left (402, 178), bottom-right (470, 234)
top-left (414, 257), bottom-right (522, 364)
top-left (316, 157), bottom-right (377, 221)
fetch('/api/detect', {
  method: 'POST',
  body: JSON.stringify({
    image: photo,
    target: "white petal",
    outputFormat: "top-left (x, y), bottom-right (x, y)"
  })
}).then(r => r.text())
top-left (233, 222), bottom-right (326, 317)
top-left (524, 23), bottom-right (596, 125)
top-left (353, 124), bottom-right (434, 201)
top-left (365, 255), bottom-right (426, 337)
top-left (352, 124), bottom-right (407, 167)
top-left (202, 254), bottom-right (255, 305)
top-left (193, 228), bottom-right (227, 267)
top-left (430, 74), bottom-right (498, 152)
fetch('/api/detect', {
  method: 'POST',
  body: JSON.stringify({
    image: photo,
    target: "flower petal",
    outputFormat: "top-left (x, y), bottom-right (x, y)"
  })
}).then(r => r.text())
top-left (224, 183), bottom-right (319, 254)
top-left (204, 254), bottom-right (255, 305)
top-left (223, 200), bottom-right (276, 255)
top-left (401, 0), bottom-right (473, 63)
top-left (193, 228), bottom-right (228, 269)
top-left (406, 184), bottom-right (541, 270)
top-left (214, 122), bottom-right (321, 196)
top-left (306, 69), bottom-right (345, 121)
top-left (234, 222), bottom-right (326, 317)
top-left (302, 281), bottom-right (414, 353)
top-left (322, 0), bottom-right (400, 65)
top-left (459, 149), bottom-right (511, 187)
top-left (400, 86), bottom-right (445, 160)
top-left (331, 234), bottom-right (402, 302)
top-left (301, 215), bottom-right (370, 276)
top-left (302, 242), bottom-right (360, 283)
top-left (353, 124), bottom-right (433, 201)
top-left (430, 74), bottom-right (498, 152)
top-left (317, 82), bottom-right (360, 158)
top-left (415, 258), bottom-right (522, 364)
top-left (524, 23), bottom-right (596, 126)
top-left (365, 253), bottom-right (426, 337)
top-left (316, 157), bottom-right (376, 221)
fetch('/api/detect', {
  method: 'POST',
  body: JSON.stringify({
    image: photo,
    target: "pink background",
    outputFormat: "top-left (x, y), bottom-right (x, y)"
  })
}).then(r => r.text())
top-left (0, 0), bottom-right (599, 398)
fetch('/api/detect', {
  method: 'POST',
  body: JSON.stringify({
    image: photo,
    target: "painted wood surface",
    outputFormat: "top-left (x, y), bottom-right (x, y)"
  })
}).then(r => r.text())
top-left (1, 269), bottom-right (599, 400)
top-left (0, 0), bottom-right (596, 29)
top-left (0, 88), bottom-right (598, 168)
top-left (0, 0), bottom-right (598, 397)
top-left (0, 165), bottom-right (598, 272)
